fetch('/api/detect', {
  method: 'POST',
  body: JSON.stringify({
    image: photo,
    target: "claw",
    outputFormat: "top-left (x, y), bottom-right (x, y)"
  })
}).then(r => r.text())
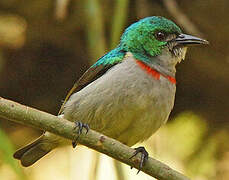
top-left (72, 141), bottom-right (77, 148)
top-left (72, 122), bottom-right (90, 148)
top-left (129, 146), bottom-right (149, 174)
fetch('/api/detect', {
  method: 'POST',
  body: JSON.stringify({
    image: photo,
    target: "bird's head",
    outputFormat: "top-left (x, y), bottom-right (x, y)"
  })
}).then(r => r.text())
top-left (120, 16), bottom-right (208, 72)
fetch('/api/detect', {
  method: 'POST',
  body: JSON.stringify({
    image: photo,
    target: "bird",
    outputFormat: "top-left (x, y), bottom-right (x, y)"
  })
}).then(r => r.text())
top-left (13, 16), bottom-right (208, 170)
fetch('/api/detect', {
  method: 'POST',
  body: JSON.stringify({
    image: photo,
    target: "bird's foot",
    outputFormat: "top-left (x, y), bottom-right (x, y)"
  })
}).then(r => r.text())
top-left (72, 122), bottom-right (89, 148)
top-left (129, 146), bottom-right (149, 174)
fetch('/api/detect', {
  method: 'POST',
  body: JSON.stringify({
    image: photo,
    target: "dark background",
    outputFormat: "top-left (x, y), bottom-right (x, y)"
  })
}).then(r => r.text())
top-left (0, 0), bottom-right (228, 180)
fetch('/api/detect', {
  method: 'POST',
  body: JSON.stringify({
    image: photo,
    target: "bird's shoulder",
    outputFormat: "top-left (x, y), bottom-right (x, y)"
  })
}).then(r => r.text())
top-left (58, 47), bottom-right (126, 115)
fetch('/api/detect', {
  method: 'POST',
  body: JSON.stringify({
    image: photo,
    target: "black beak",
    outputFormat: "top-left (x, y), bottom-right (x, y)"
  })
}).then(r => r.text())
top-left (175, 33), bottom-right (209, 45)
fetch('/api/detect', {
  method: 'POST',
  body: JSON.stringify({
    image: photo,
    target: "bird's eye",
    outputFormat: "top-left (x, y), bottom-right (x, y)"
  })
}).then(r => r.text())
top-left (155, 31), bottom-right (166, 41)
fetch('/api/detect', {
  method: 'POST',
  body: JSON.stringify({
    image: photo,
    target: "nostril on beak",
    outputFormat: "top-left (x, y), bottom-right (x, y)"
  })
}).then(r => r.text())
top-left (178, 34), bottom-right (185, 38)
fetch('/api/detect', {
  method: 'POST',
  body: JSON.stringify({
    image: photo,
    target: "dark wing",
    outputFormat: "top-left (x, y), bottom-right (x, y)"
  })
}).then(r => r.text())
top-left (58, 64), bottom-right (119, 115)
top-left (58, 49), bottom-right (126, 115)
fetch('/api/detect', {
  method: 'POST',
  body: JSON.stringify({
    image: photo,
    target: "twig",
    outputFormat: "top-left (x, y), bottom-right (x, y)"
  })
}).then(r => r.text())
top-left (0, 97), bottom-right (190, 180)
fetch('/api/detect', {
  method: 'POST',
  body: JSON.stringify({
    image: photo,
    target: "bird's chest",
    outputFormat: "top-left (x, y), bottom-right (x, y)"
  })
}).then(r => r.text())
top-left (64, 57), bottom-right (176, 145)
top-left (101, 58), bottom-right (176, 144)
top-left (110, 58), bottom-right (176, 114)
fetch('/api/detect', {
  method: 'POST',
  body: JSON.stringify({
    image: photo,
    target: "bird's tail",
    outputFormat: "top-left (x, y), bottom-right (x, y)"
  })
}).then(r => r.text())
top-left (13, 133), bottom-right (59, 167)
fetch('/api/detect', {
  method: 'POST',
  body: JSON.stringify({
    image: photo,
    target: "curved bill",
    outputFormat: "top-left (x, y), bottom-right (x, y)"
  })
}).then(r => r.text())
top-left (175, 34), bottom-right (209, 45)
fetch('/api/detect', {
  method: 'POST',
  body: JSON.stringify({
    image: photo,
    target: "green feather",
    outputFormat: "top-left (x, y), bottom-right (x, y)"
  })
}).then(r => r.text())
top-left (92, 46), bottom-right (125, 67)
top-left (120, 16), bottom-right (181, 63)
top-left (94, 16), bottom-right (182, 66)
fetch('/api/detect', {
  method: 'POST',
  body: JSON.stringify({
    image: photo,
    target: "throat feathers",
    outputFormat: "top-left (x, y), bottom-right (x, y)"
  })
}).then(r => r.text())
top-left (135, 60), bottom-right (176, 84)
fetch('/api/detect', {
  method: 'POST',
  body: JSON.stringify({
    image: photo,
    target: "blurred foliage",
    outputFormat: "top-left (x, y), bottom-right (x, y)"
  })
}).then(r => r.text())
top-left (157, 112), bottom-right (215, 179)
top-left (84, 0), bottom-right (106, 60)
top-left (0, 15), bottom-right (26, 49)
top-left (110, 0), bottom-right (129, 49)
top-left (0, 0), bottom-right (228, 180)
top-left (0, 127), bottom-right (25, 180)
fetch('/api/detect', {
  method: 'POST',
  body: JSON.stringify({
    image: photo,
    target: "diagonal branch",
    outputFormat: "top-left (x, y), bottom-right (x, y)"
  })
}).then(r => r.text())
top-left (0, 97), bottom-right (190, 180)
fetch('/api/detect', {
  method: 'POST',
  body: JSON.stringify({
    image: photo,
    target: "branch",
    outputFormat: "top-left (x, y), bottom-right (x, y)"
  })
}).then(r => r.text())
top-left (0, 97), bottom-right (190, 180)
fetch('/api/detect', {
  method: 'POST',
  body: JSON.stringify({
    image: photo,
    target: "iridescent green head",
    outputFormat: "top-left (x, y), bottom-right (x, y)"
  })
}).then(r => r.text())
top-left (94, 16), bottom-right (208, 69)
top-left (120, 16), bottom-right (208, 61)
top-left (120, 16), bottom-right (180, 56)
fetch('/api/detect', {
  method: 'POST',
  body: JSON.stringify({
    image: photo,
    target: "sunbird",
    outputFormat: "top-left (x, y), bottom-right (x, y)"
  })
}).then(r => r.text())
top-left (14, 16), bottom-right (208, 170)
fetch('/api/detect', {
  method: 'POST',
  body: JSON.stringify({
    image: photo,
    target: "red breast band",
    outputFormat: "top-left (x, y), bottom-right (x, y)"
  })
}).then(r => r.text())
top-left (136, 60), bottom-right (176, 84)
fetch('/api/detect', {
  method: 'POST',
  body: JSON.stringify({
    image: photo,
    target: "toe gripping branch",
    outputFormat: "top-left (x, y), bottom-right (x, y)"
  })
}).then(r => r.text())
top-left (72, 122), bottom-right (89, 148)
top-left (129, 146), bottom-right (149, 174)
